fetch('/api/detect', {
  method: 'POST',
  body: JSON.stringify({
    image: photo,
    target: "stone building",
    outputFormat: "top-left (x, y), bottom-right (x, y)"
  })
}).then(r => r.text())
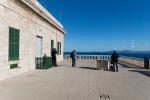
top-left (0, 0), bottom-right (65, 80)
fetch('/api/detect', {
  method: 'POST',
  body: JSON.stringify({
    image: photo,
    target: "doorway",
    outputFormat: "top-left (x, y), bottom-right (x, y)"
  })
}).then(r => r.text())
top-left (35, 36), bottom-right (43, 58)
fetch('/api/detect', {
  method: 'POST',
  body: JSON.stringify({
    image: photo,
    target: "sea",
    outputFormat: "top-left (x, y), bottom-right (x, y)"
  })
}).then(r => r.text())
top-left (64, 52), bottom-right (150, 59)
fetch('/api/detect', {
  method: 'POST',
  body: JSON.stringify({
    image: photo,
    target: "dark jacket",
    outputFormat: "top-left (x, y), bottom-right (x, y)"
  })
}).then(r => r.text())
top-left (70, 51), bottom-right (77, 59)
top-left (52, 48), bottom-right (57, 58)
top-left (111, 52), bottom-right (119, 63)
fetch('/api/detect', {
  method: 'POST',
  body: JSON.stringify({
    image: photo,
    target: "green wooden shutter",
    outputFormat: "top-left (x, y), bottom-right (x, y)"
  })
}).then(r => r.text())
top-left (9, 27), bottom-right (14, 60)
top-left (57, 42), bottom-right (61, 55)
top-left (9, 27), bottom-right (20, 61)
top-left (60, 42), bottom-right (61, 55)
top-left (57, 42), bottom-right (59, 55)
top-left (14, 29), bottom-right (19, 60)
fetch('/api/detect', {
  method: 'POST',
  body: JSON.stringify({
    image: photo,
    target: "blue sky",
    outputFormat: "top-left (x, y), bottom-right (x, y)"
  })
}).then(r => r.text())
top-left (38, 0), bottom-right (150, 52)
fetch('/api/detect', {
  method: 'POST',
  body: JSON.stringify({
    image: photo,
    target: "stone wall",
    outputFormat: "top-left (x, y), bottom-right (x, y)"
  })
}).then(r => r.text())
top-left (0, 0), bottom-right (64, 80)
top-left (119, 56), bottom-right (144, 68)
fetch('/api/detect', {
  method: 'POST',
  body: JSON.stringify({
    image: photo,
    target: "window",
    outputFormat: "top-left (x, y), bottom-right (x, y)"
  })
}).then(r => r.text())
top-left (9, 27), bottom-right (20, 61)
top-left (57, 42), bottom-right (61, 55)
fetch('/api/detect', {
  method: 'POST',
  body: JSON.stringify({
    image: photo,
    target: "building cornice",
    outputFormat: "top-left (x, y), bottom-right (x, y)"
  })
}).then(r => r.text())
top-left (20, 0), bottom-right (65, 34)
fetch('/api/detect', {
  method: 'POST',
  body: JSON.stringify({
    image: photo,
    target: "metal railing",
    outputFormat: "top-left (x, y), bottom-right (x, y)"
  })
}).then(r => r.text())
top-left (35, 57), bottom-right (52, 69)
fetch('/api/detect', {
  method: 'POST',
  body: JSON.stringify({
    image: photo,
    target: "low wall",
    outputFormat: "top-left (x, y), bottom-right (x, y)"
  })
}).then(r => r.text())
top-left (64, 54), bottom-right (150, 69)
top-left (119, 56), bottom-right (145, 68)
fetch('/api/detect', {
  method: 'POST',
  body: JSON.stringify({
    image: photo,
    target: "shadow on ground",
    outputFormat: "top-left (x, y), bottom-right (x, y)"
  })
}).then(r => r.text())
top-left (58, 65), bottom-right (72, 67)
top-left (128, 70), bottom-right (150, 77)
top-left (79, 67), bottom-right (98, 70)
top-left (58, 65), bottom-right (98, 70)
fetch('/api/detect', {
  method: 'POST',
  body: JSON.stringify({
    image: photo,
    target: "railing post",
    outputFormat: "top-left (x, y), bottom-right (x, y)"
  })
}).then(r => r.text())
top-left (144, 57), bottom-right (149, 69)
top-left (149, 59), bottom-right (150, 70)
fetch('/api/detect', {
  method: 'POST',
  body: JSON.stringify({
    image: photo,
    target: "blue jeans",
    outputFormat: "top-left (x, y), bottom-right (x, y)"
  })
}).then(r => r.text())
top-left (72, 58), bottom-right (76, 67)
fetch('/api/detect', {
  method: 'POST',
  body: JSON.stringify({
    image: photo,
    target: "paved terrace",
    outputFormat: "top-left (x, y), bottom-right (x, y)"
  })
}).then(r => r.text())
top-left (0, 60), bottom-right (150, 100)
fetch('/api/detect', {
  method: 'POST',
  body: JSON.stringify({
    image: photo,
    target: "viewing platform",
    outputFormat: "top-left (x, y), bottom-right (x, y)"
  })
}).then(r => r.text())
top-left (0, 57), bottom-right (150, 100)
top-left (64, 54), bottom-right (150, 69)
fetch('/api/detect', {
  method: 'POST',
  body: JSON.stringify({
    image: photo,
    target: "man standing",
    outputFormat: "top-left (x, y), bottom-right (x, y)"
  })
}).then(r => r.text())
top-left (111, 51), bottom-right (119, 72)
top-left (70, 50), bottom-right (77, 67)
top-left (51, 48), bottom-right (58, 67)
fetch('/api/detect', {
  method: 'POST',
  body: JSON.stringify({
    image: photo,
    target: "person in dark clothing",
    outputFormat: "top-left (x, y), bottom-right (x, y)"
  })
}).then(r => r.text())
top-left (43, 54), bottom-right (47, 68)
top-left (111, 51), bottom-right (119, 72)
top-left (70, 50), bottom-right (77, 67)
top-left (51, 48), bottom-right (58, 67)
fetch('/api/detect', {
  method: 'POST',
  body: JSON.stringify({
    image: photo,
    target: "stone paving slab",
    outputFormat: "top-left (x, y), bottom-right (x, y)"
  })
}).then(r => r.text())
top-left (0, 60), bottom-right (150, 100)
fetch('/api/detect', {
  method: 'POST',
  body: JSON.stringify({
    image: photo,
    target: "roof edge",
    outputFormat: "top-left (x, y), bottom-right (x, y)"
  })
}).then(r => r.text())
top-left (20, 0), bottom-right (65, 34)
